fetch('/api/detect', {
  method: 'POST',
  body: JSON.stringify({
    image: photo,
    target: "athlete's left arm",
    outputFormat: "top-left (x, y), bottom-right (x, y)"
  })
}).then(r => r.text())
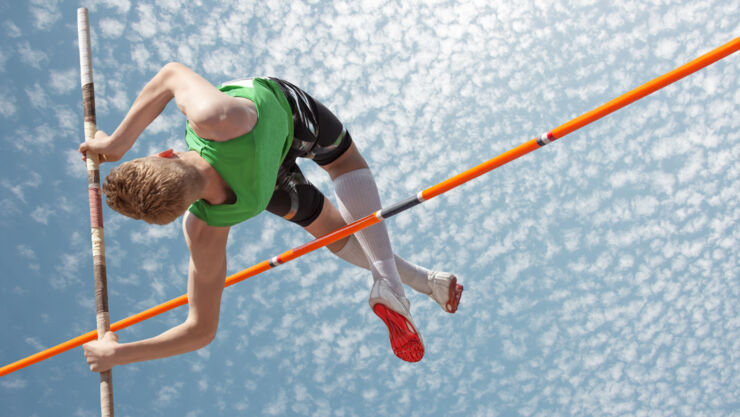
top-left (82, 212), bottom-right (229, 372)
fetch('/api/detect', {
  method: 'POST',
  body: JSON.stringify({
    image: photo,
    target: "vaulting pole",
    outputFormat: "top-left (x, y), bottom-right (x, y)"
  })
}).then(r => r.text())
top-left (77, 8), bottom-right (114, 417)
top-left (1, 35), bottom-right (738, 378)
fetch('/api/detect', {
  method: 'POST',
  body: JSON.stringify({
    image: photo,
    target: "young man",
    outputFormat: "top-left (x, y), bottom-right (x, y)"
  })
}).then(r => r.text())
top-left (80, 63), bottom-right (463, 368)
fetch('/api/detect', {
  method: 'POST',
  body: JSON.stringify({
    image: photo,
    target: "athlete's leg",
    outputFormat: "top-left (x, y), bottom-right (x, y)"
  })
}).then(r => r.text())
top-left (266, 77), bottom-right (432, 294)
top-left (277, 78), bottom-right (423, 360)
top-left (321, 144), bottom-right (405, 292)
top-left (264, 157), bottom-right (422, 361)
top-left (303, 101), bottom-right (426, 361)
top-left (268, 78), bottom-right (452, 360)
top-left (301, 197), bottom-right (352, 253)
top-left (321, 148), bottom-right (462, 313)
top-left (264, 157), bottom-right (452, 301)
top-left (270, 75), bottom-right (461, 314)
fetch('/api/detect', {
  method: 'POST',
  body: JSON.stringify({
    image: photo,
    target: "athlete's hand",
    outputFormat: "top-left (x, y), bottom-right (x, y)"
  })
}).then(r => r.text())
top-left (79, 130), bottom-right (126, 163)
top-left (83, 331), bottom-right (119, 372)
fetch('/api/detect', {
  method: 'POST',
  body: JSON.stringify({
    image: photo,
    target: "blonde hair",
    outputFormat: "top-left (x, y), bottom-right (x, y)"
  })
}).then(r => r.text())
top-left (102, 157), bottom-right (205, 225)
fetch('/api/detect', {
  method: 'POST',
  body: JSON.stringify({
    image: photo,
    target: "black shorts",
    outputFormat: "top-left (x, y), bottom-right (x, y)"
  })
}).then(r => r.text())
top-left (269, 78), bottom-right (352, 166)
top-left (265, 78), bottom-right (354, 226)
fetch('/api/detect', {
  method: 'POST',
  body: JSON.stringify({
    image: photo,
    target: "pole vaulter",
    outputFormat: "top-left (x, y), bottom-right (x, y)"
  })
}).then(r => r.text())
top-left (77, 8), bottom-right (115, 417)
top-left (1, 35), bottom-right (738, 379)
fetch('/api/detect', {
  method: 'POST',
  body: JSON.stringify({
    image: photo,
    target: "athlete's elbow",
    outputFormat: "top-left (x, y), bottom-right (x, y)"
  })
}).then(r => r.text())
top-left (159, 62), bottom-right (191, 93)
top-left (188, 321), bottom-right (218, 348)
top-left (160, 62), bottom-right (186, 77)
top-left (199, 327), bottom-right (218, 348)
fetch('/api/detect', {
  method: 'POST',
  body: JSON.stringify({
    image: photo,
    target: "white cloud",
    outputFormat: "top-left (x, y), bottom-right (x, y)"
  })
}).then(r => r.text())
top-left (201, 49), bottom-right (241, 77)
top-left (107, 85), bottom-right (130, 112)
top-left (0, 90), bottom-right (17, 117)
top-left (55, 105), bottom-right (78, 133)
top-left (146, 111), bottom-right (181, 135)
top-left (1, 171), bottom-right (41, 203)
top-left (29, 0), bottom-right (62, 30)
top-left (130, 222), bottom-right (179, 244)
top-left (654, 38), bottom-right (680, 61)
top-left (677, 151), bottom-right (705, 183)
top-left (65, 149), bottom-right (89, 179)
top-left (0, 48), bottom-right (8, 73)
top-left (52, 250), bottom-right (85, 289)
top-left (155, 382), bottom-right (184, 408)
top-left (13, 123), bottom-right (57, 152)
top-left (49, 68), bottom-right (79, 95)
top-left (131, 4), bottom-right (164, 39)
top-left (24, 336), bottom-right (45, 351)
top-left (196, 346), bottom-right (210, 359)
top-left (30, 205), bottom-right (54, 224)
top-left (99, 18), bottom-right (126, 38)
top-left (90, 0), bottom-right (131, 14)
top-left (632, 195), bottom-right (659, 217)
top-left (17, 41), bottom-right (48, 69)
top-left (3, 21), bottom-right (22, 38)
top-left (130, 43), bottom-right (153, 73)
top-left (17, 244), bottom-right (37, 262)
top-left (25, 83), bottom-right (50, 109)
top-left (263, 389), bottom-right (287, 416)
top-left (0, 376), bottom-right (27, 389)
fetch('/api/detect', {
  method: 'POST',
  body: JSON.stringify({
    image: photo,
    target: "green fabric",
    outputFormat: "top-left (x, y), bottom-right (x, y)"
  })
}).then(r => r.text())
top-left (185, 78), bottom-right (293, 227)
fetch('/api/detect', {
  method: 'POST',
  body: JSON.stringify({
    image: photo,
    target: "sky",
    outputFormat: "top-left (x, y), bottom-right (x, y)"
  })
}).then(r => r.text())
top-left (0, 0), bottom-right (738, 416)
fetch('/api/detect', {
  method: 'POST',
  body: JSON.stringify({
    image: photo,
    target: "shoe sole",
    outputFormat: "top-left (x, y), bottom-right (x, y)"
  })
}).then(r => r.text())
top-left (372, 304), bottom-right (424, 362)
top-left (445, 276), bottom-right (464, 314)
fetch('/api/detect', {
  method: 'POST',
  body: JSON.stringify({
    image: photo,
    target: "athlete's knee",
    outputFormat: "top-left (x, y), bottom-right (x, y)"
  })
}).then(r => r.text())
top-left (322, 141), bottom-right (370, 179)
top-left (266, 175), bottom-right (325, 227)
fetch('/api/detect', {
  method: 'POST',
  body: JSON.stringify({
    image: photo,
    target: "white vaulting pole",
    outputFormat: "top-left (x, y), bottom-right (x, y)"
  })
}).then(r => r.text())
top-left (77, 8), bottom-right (114, 417)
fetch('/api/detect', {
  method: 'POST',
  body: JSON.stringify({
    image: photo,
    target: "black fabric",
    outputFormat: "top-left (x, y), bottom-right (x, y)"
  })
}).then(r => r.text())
top-left (265, 78), bottom-right (354, 227)
top-left (268, 78), bottom-right (353, 166)
top-left (265, 161), bottom-right (324, 227)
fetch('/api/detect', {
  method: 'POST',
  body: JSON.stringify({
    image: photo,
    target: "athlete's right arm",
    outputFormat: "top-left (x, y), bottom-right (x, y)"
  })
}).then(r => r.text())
top-left (78, 62), bottom-right (256, 162)
top-left (78, 63), bottom-right (178, 162)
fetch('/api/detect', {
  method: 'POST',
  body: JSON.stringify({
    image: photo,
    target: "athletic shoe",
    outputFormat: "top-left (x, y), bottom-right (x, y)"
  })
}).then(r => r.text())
top-left (428, 272), bottom-right (464, 313)
top-left (369, 279), bottom-right (425, 362)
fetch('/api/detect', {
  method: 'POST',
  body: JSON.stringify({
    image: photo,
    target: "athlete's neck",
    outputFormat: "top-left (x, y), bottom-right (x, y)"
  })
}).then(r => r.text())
top-left (181, 151), bottom-right (235, 205)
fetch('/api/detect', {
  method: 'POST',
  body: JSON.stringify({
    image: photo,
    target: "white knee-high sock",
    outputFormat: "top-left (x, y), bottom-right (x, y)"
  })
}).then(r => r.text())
top-left (334, 235), bottom-right (432, 294)
top-left (333, 168), bottom-right (405, 295)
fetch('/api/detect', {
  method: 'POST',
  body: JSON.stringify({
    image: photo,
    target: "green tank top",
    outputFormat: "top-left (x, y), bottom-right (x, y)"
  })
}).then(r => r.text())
top-left (185, 78), bottom-right (293, 227)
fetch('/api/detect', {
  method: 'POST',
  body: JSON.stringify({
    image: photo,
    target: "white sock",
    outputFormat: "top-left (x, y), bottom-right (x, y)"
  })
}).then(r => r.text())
top-left (334, 235), bottom-right (433, 294)
top-left (333, 168), bottom-right (404, 295)
top-left (395, 255), bottom-right (432, 294)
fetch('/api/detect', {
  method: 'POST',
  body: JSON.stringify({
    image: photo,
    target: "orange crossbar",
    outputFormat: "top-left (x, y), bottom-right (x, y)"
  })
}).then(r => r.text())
top-left (421, 139), bottom-right (541, 201)
top-left (421, 36), bottom-right (740, 201)
top-left (1, 36), bottom-right (737, 379)
top-left (552, 36), bottom-right (740, 139)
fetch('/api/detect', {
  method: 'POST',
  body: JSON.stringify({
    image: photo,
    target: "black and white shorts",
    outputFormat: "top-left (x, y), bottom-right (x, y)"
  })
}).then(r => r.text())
top-left (266, 78), bottom-right (354, 226)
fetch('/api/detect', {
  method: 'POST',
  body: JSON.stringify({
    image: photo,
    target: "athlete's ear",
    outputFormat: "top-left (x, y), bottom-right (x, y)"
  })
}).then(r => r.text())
top-left (157, 148), bottom-right (175, 158)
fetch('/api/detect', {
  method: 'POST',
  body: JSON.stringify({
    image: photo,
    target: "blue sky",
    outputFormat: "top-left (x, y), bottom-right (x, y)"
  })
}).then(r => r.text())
top-left (1, 0), bottom-right (738, 416)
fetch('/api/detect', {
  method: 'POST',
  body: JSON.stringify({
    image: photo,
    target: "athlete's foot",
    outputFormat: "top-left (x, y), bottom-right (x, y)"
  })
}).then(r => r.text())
top-left (369, 279), bottom-right (425, 362)
top-left (428, 272), bottom-right (464, 313)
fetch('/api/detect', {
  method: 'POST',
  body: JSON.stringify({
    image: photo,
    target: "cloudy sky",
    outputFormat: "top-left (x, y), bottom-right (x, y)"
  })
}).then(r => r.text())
top-left (1, 0), bottom-right (738, 416)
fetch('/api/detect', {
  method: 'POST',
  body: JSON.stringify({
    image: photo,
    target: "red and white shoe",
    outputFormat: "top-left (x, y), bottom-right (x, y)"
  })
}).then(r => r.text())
top-left (428, 272), bottom-right (464, 313)
top-left (369, 279), bottom-right (425, 362)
